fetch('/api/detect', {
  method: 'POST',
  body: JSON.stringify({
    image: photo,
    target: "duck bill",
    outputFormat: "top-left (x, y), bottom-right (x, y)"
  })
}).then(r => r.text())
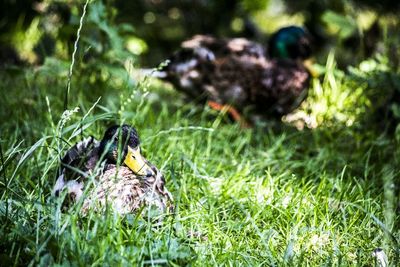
top-left (303, 59), bottom-right (318, 78)
top-left (124, 146), bottom-right (154, 176)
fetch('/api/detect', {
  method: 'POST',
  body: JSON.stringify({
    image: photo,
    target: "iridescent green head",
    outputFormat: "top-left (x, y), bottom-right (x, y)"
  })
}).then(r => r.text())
top-left (268, 26), bottom-right (312, 60)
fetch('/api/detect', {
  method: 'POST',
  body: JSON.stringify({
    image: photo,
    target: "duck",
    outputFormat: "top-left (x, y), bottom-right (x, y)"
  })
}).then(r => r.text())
top-left (53, 124), bottom-right (173, 216)
top-left (153, 26), bottom-right (313, 124)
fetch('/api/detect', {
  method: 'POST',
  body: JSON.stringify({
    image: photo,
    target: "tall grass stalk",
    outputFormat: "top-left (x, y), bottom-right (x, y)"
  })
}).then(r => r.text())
top-left (64, 0), bottom-right (90, 110)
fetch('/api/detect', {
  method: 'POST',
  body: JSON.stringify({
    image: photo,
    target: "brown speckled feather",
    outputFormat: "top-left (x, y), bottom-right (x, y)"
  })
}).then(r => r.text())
top-left (81, 166), bottom-right (173, 216)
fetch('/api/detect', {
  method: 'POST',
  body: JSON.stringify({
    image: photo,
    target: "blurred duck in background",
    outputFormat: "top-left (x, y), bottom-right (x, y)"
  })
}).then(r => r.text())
top-left (151, 26), bottom-right (314, 126)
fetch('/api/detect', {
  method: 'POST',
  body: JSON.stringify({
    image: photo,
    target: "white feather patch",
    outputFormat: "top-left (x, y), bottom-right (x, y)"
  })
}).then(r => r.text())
top-left (175, 59), bottom-right (197, 73)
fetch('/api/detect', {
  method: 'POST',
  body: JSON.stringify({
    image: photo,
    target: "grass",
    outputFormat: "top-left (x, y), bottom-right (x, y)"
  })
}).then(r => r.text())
top-left (0, 52), bottom-right (399, 266)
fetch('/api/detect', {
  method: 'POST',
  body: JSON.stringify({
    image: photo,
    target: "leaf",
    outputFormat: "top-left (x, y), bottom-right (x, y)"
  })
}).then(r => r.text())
top-left (322, 11), bottom-right (357, 39)
top-left (10, 136), bottom-right (49, 185)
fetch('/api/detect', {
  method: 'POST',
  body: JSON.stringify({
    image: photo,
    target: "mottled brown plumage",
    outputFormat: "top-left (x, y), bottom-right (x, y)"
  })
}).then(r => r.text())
top-left (158, 26), bottom-right (312, 117)
top-left (80, 165), bottom-right (172, 216)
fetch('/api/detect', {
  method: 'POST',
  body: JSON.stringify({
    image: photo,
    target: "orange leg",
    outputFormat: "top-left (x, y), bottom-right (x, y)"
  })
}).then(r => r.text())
top-left (207, 101), bottom-right (251, 128)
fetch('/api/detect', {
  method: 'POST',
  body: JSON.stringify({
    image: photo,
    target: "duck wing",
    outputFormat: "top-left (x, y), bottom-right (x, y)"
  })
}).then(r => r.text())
top-left (181, 35), bottom-right (265, 58)
top-left (159, 35), bottom-right (266, 102)
top-left (254, 59), bottom-right (311, 115)
top-left (210, 58), bottom-right (310, 115)
top-left (53, 136), bottom-right (100, 197)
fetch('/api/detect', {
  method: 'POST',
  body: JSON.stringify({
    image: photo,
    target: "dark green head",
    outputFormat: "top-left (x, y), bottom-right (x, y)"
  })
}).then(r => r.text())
top-left (268, 26), bottom-right (312, 60)
top-left (99, 124), bottom-right (154, 177)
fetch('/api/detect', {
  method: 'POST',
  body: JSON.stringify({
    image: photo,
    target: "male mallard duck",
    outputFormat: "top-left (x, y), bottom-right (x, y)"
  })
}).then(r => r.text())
top-left (53, 124), bottom-right (173, 216)
top-left (154, 26), bottom-right (313, 123)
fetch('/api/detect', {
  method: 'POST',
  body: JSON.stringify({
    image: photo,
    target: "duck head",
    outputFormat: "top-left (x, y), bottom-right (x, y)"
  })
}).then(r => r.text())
top-left (99, 124), bottom-right (155, 177)
top-left (268, 26), bottom-right (312, 61)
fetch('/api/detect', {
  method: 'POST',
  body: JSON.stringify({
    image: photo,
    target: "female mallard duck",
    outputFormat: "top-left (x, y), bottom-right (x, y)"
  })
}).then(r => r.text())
top-left (155, 26), bottom-right (313, 123)
top-left (53, 124), bottom-right (173, 216)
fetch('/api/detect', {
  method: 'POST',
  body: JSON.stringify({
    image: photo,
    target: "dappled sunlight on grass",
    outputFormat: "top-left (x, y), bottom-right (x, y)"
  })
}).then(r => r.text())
top-left (0, 47), bottom-right (399, 265)
top-left (284, 52), bottom-right (370, 129)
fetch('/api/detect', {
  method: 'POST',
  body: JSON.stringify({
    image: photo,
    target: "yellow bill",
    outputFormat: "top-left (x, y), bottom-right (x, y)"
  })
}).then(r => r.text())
top-left (124, 146), bottom-right (154, 176)
top-left (303, 58), bottom-right (319, 78)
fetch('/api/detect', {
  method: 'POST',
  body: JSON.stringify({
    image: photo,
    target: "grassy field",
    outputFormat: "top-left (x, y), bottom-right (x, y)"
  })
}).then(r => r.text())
top-left (0, 52), bottom-right (399, 266)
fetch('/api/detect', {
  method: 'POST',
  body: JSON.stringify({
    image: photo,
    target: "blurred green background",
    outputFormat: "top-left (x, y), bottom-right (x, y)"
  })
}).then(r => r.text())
top-left (1, 0), bottom-right (399, 67)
